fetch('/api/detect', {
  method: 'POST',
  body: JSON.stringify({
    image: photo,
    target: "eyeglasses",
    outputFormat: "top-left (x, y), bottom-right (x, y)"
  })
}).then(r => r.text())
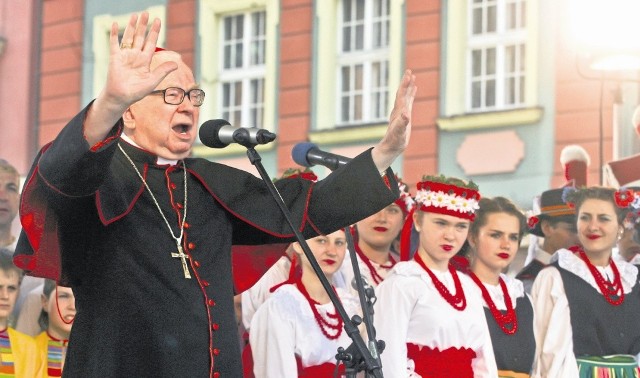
top-left (149, 87), bottom-right (206, 107)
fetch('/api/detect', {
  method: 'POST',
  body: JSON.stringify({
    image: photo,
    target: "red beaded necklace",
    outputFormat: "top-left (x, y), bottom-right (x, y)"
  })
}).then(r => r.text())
top-left (468, 272), bottom-right (518, 335)
top-left (414, 253), bottom-right (466, 311)
top-left (570, 245), bottom-right (625, 306)
top-left (295, 279), bottom-right (343, 340)
top-left (350, 227), bottom-right (396, 285)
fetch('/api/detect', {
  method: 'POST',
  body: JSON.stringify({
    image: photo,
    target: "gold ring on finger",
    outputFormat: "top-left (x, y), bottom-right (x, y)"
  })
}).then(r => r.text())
top-left (120, 42), bottom-right (133, 49)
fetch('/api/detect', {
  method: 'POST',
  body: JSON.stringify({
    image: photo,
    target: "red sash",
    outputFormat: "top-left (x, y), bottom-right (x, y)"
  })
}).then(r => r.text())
top-left (242, 333), bottom-right (255, 378)
top-left (296, 356), bottom-right (345, 377)
top-left (242, 340), bottom-right (345, 377)
top-left (407, 343), bottom-right (476, 378)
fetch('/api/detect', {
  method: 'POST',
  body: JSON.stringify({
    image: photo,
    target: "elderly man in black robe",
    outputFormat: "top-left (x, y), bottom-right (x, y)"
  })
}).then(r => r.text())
top-left (14, 12), bottom-right (417, 378)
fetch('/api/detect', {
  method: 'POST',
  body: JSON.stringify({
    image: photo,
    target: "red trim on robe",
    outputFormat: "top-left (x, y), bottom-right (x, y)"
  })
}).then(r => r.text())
top-left (89, 125), bottom-right (123, 152)
top-left (188, 169), bottom-right (306, 238)
top-left (95, 164), bottom-right (147, 225)
top-left (14, 143), bottom-right (62, 280)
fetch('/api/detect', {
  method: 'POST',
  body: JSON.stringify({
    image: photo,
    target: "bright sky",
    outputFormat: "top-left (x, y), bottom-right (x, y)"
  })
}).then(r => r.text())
top-left (571, 0), bottom-right (640, 51)
top-left (571, 0), bottom-right (640, 70)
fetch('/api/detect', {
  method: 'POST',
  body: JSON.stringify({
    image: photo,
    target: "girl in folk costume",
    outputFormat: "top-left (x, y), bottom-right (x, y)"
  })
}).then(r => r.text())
top-left (240, 168), bottom-right (338, 332)
top-left (466, 197), bottom-right (535, 378)
top-left (532, 187), bottom-right (640, 377)
top-left (34, 280), bottom-right (75, 378)
top-left (374, 175), bottom-right (498, 377)
top-left (249, 229), bottom-right (360, 377)
top-left (340, 176), bottom-right (415, 291)
top-left (0, 250), bottom-right (43, 377)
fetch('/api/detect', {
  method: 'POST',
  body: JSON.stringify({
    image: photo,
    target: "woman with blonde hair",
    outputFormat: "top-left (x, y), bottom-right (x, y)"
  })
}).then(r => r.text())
top-left (374, 175), bottom-right (497, 377)
top-left (249, 229), bottom-right (359, 376)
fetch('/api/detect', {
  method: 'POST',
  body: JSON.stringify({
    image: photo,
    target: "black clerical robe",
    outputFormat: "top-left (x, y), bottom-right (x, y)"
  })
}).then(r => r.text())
top-left (15, 104), bottom-right (399, 377)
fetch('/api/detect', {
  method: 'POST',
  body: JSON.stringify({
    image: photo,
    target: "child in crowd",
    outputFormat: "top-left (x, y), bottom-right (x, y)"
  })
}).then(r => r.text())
top-left (0, 249), bottom-right (43, 377)
top-left (35, 279), bottom-right (75, 377)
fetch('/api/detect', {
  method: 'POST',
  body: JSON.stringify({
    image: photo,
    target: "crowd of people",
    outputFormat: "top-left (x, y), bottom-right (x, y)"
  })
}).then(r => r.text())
top-left (3, 10), bottom-right (640, 378)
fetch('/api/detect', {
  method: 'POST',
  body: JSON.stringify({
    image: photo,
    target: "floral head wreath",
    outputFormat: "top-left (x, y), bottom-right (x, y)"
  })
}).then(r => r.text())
top-left (274, 167), bottom-right (318, 183)
top-left (395, 177), bottom-right (416, 216)
top-left (615, 187), bottom-right (640, 230)
top-left (400, 175), bottom-right (481, 261)
top-left (414, 175), bottom-right (481, 221)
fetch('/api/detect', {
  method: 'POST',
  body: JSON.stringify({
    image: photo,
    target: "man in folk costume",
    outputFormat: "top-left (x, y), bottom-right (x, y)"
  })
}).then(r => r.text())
top-left (516, 145), bottom-right (587, 293)
top-left (13, 13), bottom-right (417, 378)
top-left (603, 105), bottom-right (640, 188)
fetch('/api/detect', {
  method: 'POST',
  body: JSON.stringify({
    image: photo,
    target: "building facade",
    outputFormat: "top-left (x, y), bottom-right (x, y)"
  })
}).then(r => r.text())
top-left (2, 0), bottom-right (639, 210)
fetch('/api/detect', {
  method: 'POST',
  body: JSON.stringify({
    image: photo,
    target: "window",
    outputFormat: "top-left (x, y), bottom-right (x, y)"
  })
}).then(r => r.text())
top-left (468, 0), bottom-right (527, 112)
top-left (337, 0), bottom-right (390, 126)
top-left (197, 0), bottom-right (277, 156)
top-left (219, 11), bottom-right (266, 128)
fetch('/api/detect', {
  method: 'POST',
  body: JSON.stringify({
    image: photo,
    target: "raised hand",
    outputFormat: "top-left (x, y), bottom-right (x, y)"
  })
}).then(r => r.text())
top-left (103, 12), bottom-right (177, 109)
top-left (84, 12), bottom-right (178, 145)
top-left (371, 69), bottom-right (418, 173)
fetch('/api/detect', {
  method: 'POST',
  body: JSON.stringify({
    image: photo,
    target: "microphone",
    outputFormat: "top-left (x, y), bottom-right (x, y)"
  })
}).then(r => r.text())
top-left (199, 119), bottom-right (277, 148)
top-left (291, 142), bottom-right (351, 171)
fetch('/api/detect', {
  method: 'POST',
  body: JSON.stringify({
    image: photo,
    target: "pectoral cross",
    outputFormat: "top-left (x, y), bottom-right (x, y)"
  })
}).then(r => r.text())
top-left (171, 242), bottom-right (192, 279)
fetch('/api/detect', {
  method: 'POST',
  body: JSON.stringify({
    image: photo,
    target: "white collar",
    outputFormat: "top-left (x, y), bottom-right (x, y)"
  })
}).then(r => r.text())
top-left (120, 134), bottom-right (179, 166)
top-left (533, 244), bottom-right (554, 265)
top-left (553, 249), bottom-right (638, 294)
top-left (481, 274), bottom-right (525, 309)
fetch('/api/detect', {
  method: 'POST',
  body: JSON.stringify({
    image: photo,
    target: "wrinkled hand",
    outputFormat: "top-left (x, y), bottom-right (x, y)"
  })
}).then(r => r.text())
top-left (101, 12), bottom-right (177, 111)
top-left (83, 12), bottom-right (178, 145)
top-left (371, 70), bottom-right (417, 172)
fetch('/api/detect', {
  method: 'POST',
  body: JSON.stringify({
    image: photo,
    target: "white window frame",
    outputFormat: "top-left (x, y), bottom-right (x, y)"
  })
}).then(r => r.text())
top-left (467, 0), bottom-right (527, 112)
top-left (218, 11), bottom-right (267, 128)
top-left (314, 0), bottom-right (404, 133)
top-left (336, 0), bottom-right (391, 127)
top-left (198, 0), bottom-right (278, 145)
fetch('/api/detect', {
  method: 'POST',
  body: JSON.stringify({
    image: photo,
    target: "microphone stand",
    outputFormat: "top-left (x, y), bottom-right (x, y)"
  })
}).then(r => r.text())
top-left (243, 146), bottom-right (383, 378)
top-left (337, 227), bottom-right (385, 377)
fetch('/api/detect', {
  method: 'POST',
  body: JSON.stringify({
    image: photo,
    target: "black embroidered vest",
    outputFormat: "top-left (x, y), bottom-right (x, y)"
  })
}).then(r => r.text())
top-left (552, 262), bottom-right (640, 357)
top-left (484, 295), bottom-right (535, 373)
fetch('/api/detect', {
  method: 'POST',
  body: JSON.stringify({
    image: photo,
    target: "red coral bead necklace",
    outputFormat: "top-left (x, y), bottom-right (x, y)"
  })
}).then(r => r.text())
top-left (468, 272), bottom-right (518, 335)
top-left (414, 252), bottom-right (467, 311)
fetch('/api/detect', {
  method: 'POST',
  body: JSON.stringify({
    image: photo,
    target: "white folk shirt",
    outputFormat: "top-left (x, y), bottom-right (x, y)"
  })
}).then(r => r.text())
top-left (339, 249), bottom-right (395, 297)
top-left (481, 273), bottom-right (528, 311)
top-left (241, 255), bottom-right (348, 331)
top-left (374, 261), bottom-right (498, 377)
top-left (249, 285), bottom-right (359, 377)
top-left (241, 256), bottom-right (291, 330)
top-left (531, 249), bottom-right (639, 378)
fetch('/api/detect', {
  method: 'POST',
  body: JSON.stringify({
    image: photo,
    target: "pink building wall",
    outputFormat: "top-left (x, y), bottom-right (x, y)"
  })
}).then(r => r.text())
top-left (0, 0), bottom-right (38, 175)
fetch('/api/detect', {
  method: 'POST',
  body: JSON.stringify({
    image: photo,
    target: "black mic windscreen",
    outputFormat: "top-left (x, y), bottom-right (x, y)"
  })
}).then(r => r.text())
top-left (291, 142), bottom-right (318, 167)
top-left (199, 119), bottom-right (232, 148)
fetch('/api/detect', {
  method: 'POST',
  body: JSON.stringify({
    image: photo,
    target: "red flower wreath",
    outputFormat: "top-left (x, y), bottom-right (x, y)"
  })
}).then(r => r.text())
top-left (614, 189), bottom-right (634, 208)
